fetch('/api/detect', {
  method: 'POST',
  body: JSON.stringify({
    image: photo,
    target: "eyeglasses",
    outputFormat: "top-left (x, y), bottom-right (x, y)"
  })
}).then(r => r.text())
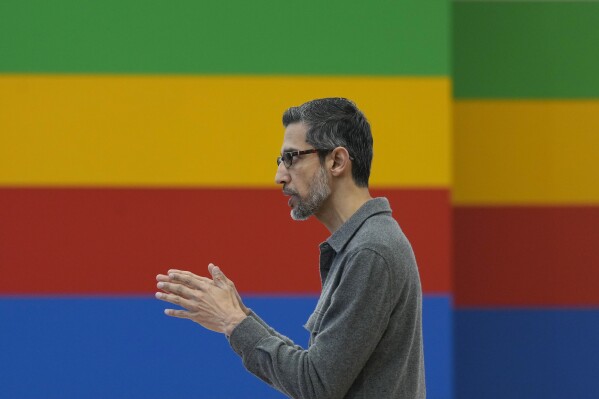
top-left (276, 149), bottom-right (328, 168)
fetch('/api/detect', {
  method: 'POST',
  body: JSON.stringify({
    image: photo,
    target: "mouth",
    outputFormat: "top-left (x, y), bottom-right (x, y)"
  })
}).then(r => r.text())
top-left (282, 188), bottom-right (297, 208)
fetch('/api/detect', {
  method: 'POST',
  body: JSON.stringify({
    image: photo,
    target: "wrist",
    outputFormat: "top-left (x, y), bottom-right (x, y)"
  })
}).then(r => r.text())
top-left (224, 311), bottom-right (247, 336)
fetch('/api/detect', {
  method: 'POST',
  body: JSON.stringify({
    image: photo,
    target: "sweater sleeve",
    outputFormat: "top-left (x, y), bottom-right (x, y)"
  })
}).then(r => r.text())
top-left (228, 249), bottom-right (395, 399)
top-left (244, 310), bottom-right (303, 350)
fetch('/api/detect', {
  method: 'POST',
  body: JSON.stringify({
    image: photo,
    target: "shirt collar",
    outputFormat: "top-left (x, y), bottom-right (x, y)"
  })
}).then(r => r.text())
top-left (325, 197), bottom-right (392, 253)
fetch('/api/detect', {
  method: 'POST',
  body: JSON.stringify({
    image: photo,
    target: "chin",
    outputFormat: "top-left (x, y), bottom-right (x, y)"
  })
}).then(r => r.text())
top-left (290, 209), bottom-right (312, 221)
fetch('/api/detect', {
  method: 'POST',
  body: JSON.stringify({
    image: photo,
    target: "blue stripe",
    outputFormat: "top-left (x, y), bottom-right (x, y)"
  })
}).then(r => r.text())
top-left (1, 295), bottom-right (451, 398)
top-left (422, 295), bottom-right (453, 399)
top-left (456, 309), bottom-right (599, 399)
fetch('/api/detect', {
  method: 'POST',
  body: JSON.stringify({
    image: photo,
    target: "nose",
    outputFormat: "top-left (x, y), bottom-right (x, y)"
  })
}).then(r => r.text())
top-left (275, 161), bottom-right (290, 185)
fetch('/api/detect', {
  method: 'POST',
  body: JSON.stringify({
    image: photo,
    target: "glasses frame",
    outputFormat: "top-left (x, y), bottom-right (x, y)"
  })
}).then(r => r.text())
top-left (277, 149), bottom-right (329, 168)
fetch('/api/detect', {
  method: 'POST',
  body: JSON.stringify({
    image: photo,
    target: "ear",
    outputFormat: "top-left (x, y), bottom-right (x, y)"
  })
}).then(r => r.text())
top-left (330, 147), bottom-right (352, 177)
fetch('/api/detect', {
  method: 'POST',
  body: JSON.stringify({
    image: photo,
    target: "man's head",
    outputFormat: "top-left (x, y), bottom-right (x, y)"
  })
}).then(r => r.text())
top-left (276, 98), bottom-right (373, 221)
top-left (282, 98), bottom-right (373, 187)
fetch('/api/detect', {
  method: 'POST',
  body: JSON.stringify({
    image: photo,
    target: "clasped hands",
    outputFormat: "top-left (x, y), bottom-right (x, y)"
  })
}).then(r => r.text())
top-left (155, 263), bottom-right (248, 336)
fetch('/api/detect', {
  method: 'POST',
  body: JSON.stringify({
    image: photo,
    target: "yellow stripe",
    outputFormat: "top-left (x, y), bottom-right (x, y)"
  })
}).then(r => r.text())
top-left (0, 75), bottom-right (450, 187)
top-left (454, 100), bottom-right (599, 204)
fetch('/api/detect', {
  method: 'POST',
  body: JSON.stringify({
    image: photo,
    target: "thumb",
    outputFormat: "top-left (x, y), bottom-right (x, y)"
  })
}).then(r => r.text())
top-left (208, 263), bottom-right (227, 288)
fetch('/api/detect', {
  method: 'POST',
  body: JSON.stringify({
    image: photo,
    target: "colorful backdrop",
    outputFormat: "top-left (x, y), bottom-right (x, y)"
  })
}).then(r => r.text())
top-left (453, 1), bottom-right (599, 398)
top-left (2, 1), bottom-right (597, 398)
top-left (0, 1), bottom-right (452, 398)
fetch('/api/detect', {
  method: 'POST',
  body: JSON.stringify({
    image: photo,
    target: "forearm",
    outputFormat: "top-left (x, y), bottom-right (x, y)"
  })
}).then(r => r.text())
top-left (230, 316), bottom-right (340, 399)
top-left (245, 310), bottom-right (302, 349)
top-left (229, 306), bottom-right (389, 398)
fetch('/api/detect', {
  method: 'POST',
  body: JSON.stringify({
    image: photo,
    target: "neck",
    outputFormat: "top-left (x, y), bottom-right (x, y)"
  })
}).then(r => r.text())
top-left (315, 184), bottom-right (372, 234)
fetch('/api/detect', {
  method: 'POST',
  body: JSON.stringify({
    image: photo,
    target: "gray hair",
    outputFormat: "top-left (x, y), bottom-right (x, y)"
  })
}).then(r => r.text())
top-left (282, 98), bottom-right (373, 187)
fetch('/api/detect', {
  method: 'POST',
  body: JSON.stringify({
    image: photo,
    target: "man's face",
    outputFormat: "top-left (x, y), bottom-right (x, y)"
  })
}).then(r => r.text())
top-left (275, 122), bottom-right (331, 220)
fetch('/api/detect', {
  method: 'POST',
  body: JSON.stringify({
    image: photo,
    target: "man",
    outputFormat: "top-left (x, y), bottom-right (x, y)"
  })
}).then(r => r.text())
top-left (156, 98), bottom-right (426, 398)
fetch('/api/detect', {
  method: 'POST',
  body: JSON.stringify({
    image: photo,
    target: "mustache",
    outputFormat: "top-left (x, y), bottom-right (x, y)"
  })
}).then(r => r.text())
top-left (282, 187), bottom-right (298, 196)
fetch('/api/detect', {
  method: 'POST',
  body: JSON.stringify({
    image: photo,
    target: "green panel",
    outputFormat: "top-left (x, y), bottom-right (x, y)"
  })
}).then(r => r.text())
top-left (454, 2), bottom-right (599, 98)
top-left (0, 0), bottom-right (448, 75)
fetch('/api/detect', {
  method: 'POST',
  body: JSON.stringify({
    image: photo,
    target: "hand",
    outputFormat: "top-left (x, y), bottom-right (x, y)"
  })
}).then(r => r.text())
top-left (155, 264), bottom-right (247, 335)
top-left (208, 263), bottom-right (250, 316)
top-left (159, 265), bottom-right (251, 316)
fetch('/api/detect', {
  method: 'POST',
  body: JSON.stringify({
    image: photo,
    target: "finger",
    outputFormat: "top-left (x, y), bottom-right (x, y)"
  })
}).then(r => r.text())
top-left (208, 263), bottom-right (231, 281)
top-left (168, 269), bottom-right (213, 284)
top-left (156, 281), bottom-right (196, 299)
top-left (168, 272), bottom-right (211, 291)
top-left (155, 291), bottom-right (195, 309)
top-left (207, 263), bottom-right (215, 273)
top-left (163, 308), bottom-right (191, 319)
top-left (156, 269), bottom-right (202, 281)
top-left (208, 263), bottom-right (236, 289)
top-left (208, 263), bottom-right (227, 288)
top-left (167, 269), bottom-right (204, 280)
top-left (167, 268), bottom-right (197, 276)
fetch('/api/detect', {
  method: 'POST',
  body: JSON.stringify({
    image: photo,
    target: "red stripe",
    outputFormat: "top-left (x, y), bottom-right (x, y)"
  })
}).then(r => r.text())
top-left (454, 206), bottom-right (599, 307)
top-left (0, 188), bottom-right (450, 294)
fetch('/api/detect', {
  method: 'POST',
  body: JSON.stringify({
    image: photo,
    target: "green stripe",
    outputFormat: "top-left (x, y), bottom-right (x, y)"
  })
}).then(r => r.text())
top-left (454, 2), bottom-right (599, 99)
top-left (0, 0), bottom-right (448, 75)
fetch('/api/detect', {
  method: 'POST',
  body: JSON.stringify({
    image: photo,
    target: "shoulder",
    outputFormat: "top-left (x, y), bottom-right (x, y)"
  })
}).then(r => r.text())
top-left (345, 212), bottom-right (420, 287)
top-left (349, 212), bottom-right (412, 259)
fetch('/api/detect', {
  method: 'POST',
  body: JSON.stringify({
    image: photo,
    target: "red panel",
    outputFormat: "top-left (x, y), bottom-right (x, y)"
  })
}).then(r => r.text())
top-left (0, 188), bottom-right (450, 294)
top-left (372, 188), bottom-right (452, 294)
top-left (454, 206), bottom-right (599, 307)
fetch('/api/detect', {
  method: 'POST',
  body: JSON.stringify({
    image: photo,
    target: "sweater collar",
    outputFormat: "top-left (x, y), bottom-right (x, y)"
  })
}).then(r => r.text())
top-left (324, 197), bottom-right (392, 253)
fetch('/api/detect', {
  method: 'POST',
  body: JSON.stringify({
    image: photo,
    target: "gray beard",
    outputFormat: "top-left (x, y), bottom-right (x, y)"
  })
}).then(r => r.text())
top-left (291, 166), bottom-right (331, 221)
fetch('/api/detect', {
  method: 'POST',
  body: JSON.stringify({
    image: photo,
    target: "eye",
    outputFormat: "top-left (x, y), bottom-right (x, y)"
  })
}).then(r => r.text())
top-left (284, 153), bottom-right (293, 164)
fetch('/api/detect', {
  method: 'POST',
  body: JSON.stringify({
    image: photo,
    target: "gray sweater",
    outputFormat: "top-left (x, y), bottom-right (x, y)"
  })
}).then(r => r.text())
top-left (229, 198), bottom-right (426, 398)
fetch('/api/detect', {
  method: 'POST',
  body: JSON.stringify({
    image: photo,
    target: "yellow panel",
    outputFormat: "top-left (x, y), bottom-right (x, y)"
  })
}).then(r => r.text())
top-left (454, 100), bottom-right (599, 204)
top-left (0, 75), bottom-right (450, 187)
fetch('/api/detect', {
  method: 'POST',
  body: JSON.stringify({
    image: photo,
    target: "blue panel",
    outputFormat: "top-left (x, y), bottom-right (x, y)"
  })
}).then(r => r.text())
top-left (456, 309), bottom-right (599, 399)
top-left (0, 295), bottom-right (451, 398)
top-left (422, 296), bottom-right (453, 399)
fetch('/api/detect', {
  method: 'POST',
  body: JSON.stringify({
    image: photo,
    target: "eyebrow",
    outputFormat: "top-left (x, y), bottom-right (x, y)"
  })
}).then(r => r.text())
top-left (281, 147), bottom-right (299, 154)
